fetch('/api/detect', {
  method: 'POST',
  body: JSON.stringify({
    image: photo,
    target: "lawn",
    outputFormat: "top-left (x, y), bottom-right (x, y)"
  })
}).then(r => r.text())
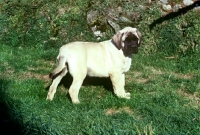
top-left (0, 0), bottom-right (200, 134)
top-left (0, 43), bottom-right (199, 134)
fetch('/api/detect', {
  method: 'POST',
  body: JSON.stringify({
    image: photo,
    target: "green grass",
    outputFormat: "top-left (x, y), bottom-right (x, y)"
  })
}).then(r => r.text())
top-left (0, 43), bottom-right (200, 134)
top-left (0, 0), bottom-right (200, 134)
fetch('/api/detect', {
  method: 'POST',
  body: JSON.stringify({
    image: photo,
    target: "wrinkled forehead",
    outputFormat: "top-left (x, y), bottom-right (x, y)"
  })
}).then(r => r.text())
top-left (119, 27), bottom-right (139, 41)
top-left (119, 27), bottom-right (137, 33)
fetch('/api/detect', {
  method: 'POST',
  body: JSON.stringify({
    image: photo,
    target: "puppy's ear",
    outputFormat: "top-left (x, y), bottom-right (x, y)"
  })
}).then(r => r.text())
top-left (136, 30), bottom-right (142, 39)
top-left (111, 32), bottom-right (123, 50)
top-left (136, 30), bottom-right (142, 45)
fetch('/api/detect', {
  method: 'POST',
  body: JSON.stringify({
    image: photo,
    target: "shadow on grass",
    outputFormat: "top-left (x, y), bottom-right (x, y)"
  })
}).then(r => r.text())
top-left (62, 73), bottom-right (113, 90)
top-left (0, 79), bottom-right (22, 135)
top-left (149, 1), bottom-right (200, 30)
top-left (46, 73), bottom-right (114, 101)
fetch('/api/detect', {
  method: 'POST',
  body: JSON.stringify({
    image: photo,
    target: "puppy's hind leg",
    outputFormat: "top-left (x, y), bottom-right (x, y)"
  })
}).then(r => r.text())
top-left (68, 78), bottom-right (84, 104)
top-left (47, 67), bottom-right (68, 100)
top-left (68, 65), bottom-right (87, 104)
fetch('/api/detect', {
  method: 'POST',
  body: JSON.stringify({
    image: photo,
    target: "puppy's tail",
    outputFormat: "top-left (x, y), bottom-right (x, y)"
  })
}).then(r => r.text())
top-left (49, 55), bottom-right (67, 79)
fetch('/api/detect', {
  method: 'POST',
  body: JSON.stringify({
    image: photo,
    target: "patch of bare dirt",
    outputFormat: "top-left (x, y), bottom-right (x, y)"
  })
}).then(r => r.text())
top-left (126, 71), bottom-right (150, 84)
top-left (0, 62), bottom-right (15, 78)
top-left (19, 60), bottom-right (54, 81)
top-left (145, 66), bottom-right (194, 79)
top-left (178, 90), bottom-right (200, 108)
top-left (132, 71), bottom-right (142, 77)
top-left (135, 78), bottom-right (150, 84)
top-left (22, 72), bottom-right (49, 81)
top-left (36, 59), bottom-right (55, 67)
top-left (145, 66), bottom-right (165, 75)
top-left (171, 73), bottom-right (193, 79)
top-left (105, 106), bottom-right (134, 115)
top-left (127, 66), bottom-right (194, 85)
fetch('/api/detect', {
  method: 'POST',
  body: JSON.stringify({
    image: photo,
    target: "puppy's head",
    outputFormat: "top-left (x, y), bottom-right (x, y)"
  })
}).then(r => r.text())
top-left (112, 27), bottom-right (142, 56)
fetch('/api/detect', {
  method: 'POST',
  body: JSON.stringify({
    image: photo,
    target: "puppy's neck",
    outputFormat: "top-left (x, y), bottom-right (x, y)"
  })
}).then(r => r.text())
top-left (111, 39), bottom-right (121, 50)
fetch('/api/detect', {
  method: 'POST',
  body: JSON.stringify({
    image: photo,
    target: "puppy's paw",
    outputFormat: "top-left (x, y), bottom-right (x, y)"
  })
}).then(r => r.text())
top-left (116, 92), bottom-right (131, 99)
top-left (124, 92), bottom-right (131, 99)
top-left (46, 94), bottom-right (53, 101)
top-left (72, 99), bottom-right (80, 104)
top-left (72, 101), bottom-right (80, 104)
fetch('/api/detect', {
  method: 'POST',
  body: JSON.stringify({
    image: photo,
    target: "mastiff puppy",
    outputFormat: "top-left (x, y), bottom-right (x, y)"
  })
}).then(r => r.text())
top-left (47, 27), bottom-right (142, 103)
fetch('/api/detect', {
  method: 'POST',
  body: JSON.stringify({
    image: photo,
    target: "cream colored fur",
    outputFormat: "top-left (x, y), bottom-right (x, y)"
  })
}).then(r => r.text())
top-left (47, 27), bottom-right (141, 103)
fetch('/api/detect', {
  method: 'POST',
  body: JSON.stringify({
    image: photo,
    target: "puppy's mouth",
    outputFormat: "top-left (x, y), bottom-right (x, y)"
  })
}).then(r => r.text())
top-left (131, 47), bottom-right (138, 54)
top-left (124, 45), bottom-right (138, 54)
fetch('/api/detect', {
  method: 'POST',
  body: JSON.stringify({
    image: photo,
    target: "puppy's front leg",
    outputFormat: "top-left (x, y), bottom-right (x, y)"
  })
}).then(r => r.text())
top-left (110, 73), bottom-right (131, 99)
